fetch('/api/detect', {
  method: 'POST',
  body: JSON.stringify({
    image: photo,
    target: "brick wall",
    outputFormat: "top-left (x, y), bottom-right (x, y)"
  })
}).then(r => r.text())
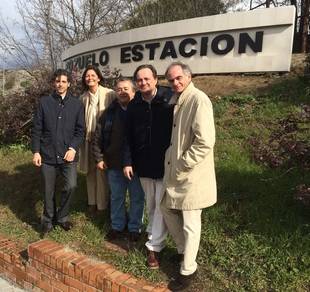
top-left (0, 235), bottom-right (169, 291)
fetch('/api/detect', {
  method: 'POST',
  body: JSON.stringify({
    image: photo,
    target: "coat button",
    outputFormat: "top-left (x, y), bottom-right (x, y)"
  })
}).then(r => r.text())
top-left (168, 161), bottom-right (170, 165)
top-left (173, 124), bottom-right (176, 127)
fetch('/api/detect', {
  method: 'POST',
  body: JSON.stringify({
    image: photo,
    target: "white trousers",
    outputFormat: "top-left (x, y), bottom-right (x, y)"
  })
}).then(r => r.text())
top-left (140, 177), bottom-right (167, 252)
top-left (161, 204), bottom-right (202, 275)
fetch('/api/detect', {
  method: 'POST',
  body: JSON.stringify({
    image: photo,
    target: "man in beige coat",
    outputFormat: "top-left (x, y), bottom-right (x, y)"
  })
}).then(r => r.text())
top-left (161, 62), bottom-right (217, 291)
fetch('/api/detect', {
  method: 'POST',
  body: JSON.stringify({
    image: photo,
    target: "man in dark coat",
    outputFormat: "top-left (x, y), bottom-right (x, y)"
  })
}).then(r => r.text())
top-left (31, 69), bottom-right (84, 234)
top-left (123, 64), bottom-right (174, 269)
top-left (92, 78), bottom-right (144, 242)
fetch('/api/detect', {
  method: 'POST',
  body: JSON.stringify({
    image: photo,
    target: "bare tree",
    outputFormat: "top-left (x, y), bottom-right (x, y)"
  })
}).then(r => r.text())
top-left (0, 0), bottom-right (144, 71)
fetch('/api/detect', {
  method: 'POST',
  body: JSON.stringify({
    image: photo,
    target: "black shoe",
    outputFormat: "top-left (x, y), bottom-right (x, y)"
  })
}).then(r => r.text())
top-left (168, 271), bottom-right (197, 291)
top-left (128, 232), bottom-right (141, 242)
top-left (41, 223), bottom-right (53, 235)
top-left (58, 221), bottom-right (73, 231)
top-left (106, 229), bottom-right (123, 241)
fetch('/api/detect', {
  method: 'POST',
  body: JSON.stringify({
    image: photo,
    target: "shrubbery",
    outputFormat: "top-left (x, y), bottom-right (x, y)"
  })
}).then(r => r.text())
top-left (0, 67), bottom-right (121, 145)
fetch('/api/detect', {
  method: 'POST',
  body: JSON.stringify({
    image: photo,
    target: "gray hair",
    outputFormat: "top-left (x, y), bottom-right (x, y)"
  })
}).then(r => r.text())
top-left (165, 62), bottom-right (192, 78)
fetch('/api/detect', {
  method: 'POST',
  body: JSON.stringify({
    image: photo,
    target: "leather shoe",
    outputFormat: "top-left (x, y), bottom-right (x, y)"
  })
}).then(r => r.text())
top-left (168, 271), bottom-right (197, 291)
top-left (58, 221), bottom-right (73, 231)
top-left (106, 229), bottom-right (123, 241)
top-left (147, 251), bottom-right (159, 269)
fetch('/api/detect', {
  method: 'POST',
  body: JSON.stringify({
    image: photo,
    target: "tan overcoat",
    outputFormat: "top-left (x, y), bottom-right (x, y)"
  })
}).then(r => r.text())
top-left (79, 85), bottom-right (116, 173)
top-left (162, 82), bottom-right (217, 210)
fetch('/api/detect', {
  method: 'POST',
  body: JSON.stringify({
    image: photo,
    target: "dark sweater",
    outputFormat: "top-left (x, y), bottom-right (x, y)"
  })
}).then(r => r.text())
top-left (123, 85), bottom-right (174, 179)
top-left (92, 100), bottom-right (126, 170)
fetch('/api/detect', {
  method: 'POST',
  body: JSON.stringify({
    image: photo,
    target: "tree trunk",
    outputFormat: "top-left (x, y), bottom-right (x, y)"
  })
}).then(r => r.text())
top-left (301, 0), bottom-right (310, 52)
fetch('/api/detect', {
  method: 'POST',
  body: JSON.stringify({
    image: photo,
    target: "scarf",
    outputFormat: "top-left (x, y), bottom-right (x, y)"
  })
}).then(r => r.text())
top-left (85, 89), bottom-right (99, 141)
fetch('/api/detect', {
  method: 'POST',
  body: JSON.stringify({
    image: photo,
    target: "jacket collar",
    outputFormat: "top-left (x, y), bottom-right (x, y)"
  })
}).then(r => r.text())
top-left (172, 82), bottom-right (195, 107)
top-left (133, 85), bottom-right (168, 104)
top-left (52, 91), bottom-right (71, 102)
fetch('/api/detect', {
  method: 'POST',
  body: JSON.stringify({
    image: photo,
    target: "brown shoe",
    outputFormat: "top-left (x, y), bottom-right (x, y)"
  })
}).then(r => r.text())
top-left (147, 251), bottom-right (159, 269)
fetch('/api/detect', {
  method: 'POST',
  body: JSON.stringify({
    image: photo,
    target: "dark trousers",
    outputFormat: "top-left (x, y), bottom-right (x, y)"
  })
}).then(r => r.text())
top-left (41, 162), bottom-right (77, 227)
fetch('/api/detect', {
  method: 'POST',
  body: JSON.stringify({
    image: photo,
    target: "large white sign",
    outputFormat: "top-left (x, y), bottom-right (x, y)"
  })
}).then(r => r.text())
top-left (62, 6), bottom-right (295, 76)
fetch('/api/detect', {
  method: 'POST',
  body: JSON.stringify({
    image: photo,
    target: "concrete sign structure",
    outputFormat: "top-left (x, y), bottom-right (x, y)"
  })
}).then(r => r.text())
top-left (62, 6), bottom-right (295, 76)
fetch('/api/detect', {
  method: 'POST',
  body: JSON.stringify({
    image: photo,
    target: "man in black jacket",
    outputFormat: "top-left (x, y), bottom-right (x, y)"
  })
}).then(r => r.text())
top-left (123, 64), bottom-right (174, 269)
top-left (31, 69), bottom-right (84, 234)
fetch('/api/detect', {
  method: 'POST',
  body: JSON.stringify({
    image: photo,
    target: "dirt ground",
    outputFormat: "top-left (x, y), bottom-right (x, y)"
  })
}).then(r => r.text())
top-left (191, 53), bottom-right (306, 98)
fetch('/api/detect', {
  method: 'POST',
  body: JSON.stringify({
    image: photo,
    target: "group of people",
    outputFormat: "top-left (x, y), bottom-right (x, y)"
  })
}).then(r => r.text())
top-left (31, 61), bottom-right (217, 291)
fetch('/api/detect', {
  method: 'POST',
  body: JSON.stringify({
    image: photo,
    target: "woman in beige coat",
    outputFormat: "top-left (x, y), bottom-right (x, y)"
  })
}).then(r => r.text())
top-left (80, 65), bottom-right (116, 214)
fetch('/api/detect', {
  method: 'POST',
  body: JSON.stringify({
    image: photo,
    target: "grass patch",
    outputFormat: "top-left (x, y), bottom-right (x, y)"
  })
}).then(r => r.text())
top-left (0, 76), bottom-right (309, 290)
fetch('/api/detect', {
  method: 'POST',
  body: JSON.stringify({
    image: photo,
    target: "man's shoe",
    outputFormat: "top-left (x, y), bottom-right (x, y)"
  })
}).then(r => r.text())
top-left (58, 221), bottom-right (73, 231)
top-left (106, 229), bottom-right (123, 241)
top-left (147, 251), bottom-right (159, 269)
top-left (168, 271), bottom-right (197, 291)
top-left (129, 232), bottom-right (141, 242)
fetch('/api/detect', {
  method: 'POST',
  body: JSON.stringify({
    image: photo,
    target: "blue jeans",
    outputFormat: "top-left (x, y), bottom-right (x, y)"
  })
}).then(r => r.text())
top-left (107, 169), bottom-right (145, 232)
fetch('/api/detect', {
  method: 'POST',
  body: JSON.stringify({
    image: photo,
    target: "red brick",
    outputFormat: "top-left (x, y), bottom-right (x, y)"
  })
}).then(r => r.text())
top-left (0, 239), bottom-right (13, 249)
top-left (51, 279), bottom-right (69, 292)
top-left (123, 277), bottom-right (137, 288)
top-left (50, 249), bottom-right (67, 270)
top-left (69, 255), bottom-right (88, 277)
top-left (29, 240), bottom-right (54, 259)
top-left (82, 264), bottom-right (97, 284)
top-left (82, 283), bottom-right (97, 292)
top-left (75, 259), bottom-right (91, 281)
top-left (33, 242), bottom-right (56, 263)
top-left (89, 265), bottom-right (110, 287)
top-left (151, 287), bottom-right (169, 292)
top-left (56, 250), bottom-right (74, 273)
top-left (119, 286), bottom-right (129, 292)
top-left (111, 281), bottom-right (120, 292)
top-left (3, 252), bottom-right (12, 263)
top-left (115, 273), bottom-right (131, 284)
top-left (55, 270), bottom-right (65, 282)
top-left (103, 277), bottom-right (112, 291)
top-left (53, 288), bottom-right (62, 292)
top-left (41, 272), bottom-right (51, 282)
top-left (69, 287), bottom-right (79, 292)
top-left (13, 266), bottom-right (27, 282)
top-left (37, 279), bottom-right (53, 292)
top-left (136, 279), bottom-right (155, 291)
top-left (62, 254), bottom-right (78, 275)
top-left (64, 275), bottom-right (84, 290)
top-left (56, 251), bottom-right (68, 272)
top-left (44, 245), bottom-right (64, 266)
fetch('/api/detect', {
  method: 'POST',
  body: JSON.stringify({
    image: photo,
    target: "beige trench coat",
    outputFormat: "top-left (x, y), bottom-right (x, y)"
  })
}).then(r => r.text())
top-left (79, 85), bottom-right (116, 173)
top-left (162, 82), bottom-right (217, 210)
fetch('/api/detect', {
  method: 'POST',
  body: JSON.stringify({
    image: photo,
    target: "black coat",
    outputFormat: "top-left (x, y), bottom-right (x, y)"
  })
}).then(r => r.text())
top-left (123, 85), bottom-right (174, 179)
top-left (31, 91), bottom-right (85, 165)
